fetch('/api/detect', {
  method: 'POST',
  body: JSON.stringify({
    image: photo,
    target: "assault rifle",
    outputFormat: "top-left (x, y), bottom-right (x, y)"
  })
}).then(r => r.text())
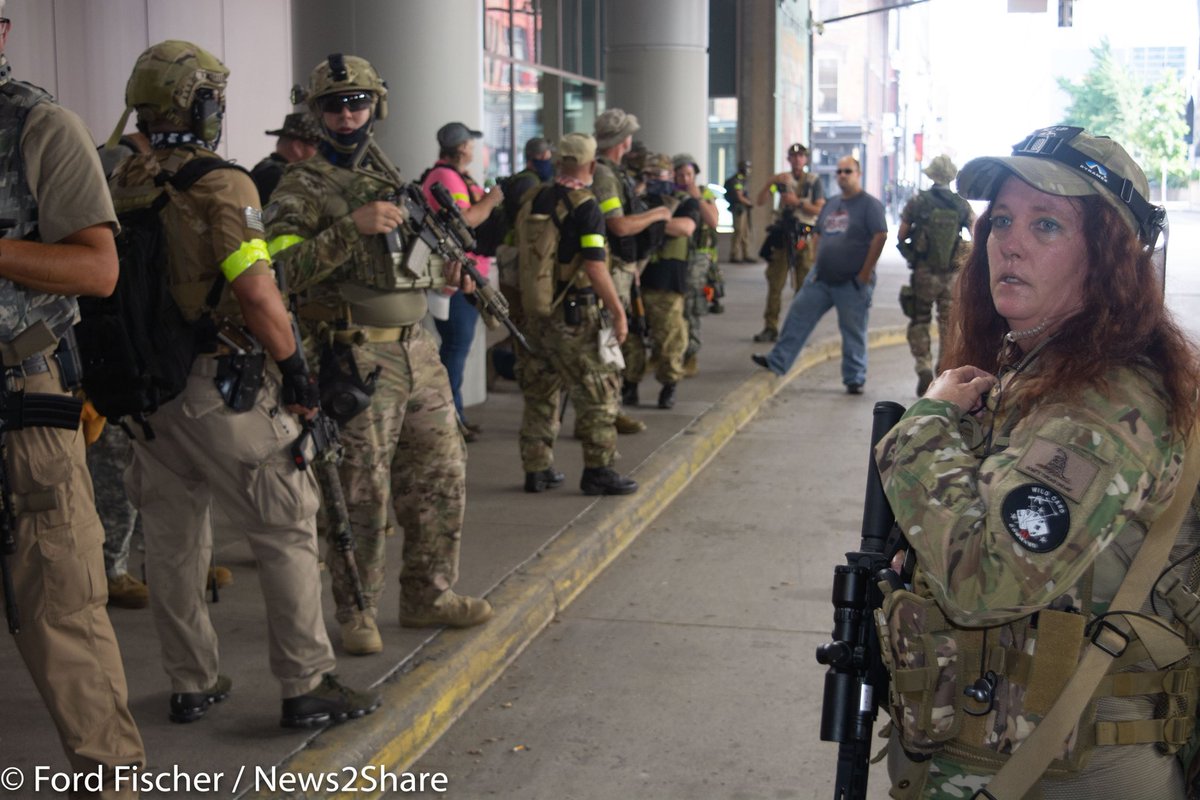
top-left (0, 389), bottom-right (87, 634)
top-left (275, 257), bottom-right (366, 611)
top-left (396, 182), bottom-right (531, 353)
top-left (292, 412), bottom-right (365, 612)
top-left (815, 400), bottom-right (908, 800)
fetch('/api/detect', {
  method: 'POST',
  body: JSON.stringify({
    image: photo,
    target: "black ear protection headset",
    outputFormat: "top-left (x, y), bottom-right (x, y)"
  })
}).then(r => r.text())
top-left (1010, 126), bottom-right (1169, 278)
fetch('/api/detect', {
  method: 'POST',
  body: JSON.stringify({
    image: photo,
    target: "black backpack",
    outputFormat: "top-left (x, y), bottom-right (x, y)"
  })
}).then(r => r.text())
top-left (77, 158), bottom-right (234, 430)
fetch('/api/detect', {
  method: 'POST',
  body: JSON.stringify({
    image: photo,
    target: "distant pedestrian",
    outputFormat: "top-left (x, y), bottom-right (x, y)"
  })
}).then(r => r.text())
top-left (725, 160), bottom-right (754, 262)
top-left (751, 157), bottom-right (887, 393)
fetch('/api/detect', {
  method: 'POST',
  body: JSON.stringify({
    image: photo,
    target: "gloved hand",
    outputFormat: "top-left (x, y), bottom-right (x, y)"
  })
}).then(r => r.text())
top-left (276, 351), bottom-right (320, 412)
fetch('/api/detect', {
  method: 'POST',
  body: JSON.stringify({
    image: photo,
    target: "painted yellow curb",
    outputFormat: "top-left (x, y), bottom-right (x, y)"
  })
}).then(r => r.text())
top-left (244, 326), bottom-right (909, 799)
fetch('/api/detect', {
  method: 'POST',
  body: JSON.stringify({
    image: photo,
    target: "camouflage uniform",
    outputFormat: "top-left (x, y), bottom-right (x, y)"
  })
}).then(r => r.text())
top-left (874, 356), bottom-right (1194, 798)
top-left (593, 156), bottom-right (646, 381)
top-left (763, 172), bottom-right (822, 334)
top-left (726, 169), bottom-right (753, 261)
top-left (266, 153), bottom-right (468, 623)
top-left (515, 182), bottom-right (620, 472)
top-left (88, 423), bottom-right (140, 578)
top-left (899, 186), bottom-right (974, 376)
top-left (682, 185), bottom-right (719, 363)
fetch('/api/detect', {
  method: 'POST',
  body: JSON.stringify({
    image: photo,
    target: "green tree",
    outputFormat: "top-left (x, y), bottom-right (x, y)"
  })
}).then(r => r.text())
top-left (1057, 38), bottom-right (1190, 191)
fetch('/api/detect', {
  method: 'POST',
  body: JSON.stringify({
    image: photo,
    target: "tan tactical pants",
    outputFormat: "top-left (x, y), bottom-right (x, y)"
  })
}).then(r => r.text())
top-left (731, 211), bottom-right (752, 261)
top-left (763, 241), bottom-right (814, 333)
top-left (127, 357), bottom-right (334, 699)
top-left (8, 361), bottom-right (144, 799)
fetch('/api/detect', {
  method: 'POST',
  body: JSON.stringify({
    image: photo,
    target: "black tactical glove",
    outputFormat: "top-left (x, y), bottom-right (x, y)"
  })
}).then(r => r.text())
top-left (276, 351), bottom-right (320, 410)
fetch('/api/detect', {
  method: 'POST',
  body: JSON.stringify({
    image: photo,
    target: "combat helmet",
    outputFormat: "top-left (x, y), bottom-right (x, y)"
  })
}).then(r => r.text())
top-left (108, 40), bottom-right (228, 148)
top-left (296, 54), bottom-right (388, 121)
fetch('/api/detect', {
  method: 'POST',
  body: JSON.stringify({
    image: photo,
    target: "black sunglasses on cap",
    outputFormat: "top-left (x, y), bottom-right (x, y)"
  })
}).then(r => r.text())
top-left (319, 92), bottom-right (372, 114)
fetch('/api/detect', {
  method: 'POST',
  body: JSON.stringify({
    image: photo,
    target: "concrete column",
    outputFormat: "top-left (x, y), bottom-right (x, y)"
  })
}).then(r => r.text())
top-left (739, 0), bottom-right (779, 241)
top-left (604, 0), bottom-right (709, 173)
top-left (291, 0), bottom-right (489, 411)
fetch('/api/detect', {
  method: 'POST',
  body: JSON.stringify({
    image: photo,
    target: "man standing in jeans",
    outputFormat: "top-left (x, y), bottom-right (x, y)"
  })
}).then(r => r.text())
top-left (751, 157), bottom-right (887, 394)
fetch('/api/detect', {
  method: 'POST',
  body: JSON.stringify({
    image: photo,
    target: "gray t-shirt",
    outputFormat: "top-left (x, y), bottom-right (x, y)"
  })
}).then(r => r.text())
top-left (813, 191), bottom-right (887, 284)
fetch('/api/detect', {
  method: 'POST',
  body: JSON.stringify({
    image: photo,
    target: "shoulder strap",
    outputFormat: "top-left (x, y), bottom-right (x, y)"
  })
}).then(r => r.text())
top-left (153, 156), bottom-right (246, 309)
top-left (975, 438), bottom-right (1200, 800)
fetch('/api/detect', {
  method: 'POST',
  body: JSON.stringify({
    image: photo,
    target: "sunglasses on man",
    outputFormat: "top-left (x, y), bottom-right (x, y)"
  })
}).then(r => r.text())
top-left (319, 92), bottom-right (373, 114)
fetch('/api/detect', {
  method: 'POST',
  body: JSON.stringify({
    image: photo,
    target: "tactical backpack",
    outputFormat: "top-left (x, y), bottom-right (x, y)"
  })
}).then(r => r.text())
top-left (913, 189), bottom-right (966, 271)
top-left (514, 184), bottom-right (589, 318)
top-left (76, 157), bottom-right (233, 430)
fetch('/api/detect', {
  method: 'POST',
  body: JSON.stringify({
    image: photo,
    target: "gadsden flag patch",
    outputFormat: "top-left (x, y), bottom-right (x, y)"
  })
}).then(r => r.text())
top-left (1001, 483), bottom-right (1071, 553)
top-left (1015, 437), bottom-right (1099, 503)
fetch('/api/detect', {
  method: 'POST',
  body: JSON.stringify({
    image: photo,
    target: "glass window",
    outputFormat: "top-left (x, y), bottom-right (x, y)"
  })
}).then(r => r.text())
top-left (512, 0), bottom-right (541, 64)
top-left (817, 59), bottom-right (838, 116)
top-left (484, 1), bottom-right (511, 57)
top-left (563, 0), bottom-right (580, 75)
top-left (484, 58), bottom-right (514, 182)
top-left (513, 66), bottom-right (545, 175)
top-left (563, 78), bottom-right (599, 136)
top-left (580, 0), bottom-right (598, 79)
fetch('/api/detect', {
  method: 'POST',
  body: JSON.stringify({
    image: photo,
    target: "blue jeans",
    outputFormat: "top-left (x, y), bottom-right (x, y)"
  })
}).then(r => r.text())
top-left (434, 290), bottom-right (479, 423)
top-left (764, 273), bottom-right (874, 386)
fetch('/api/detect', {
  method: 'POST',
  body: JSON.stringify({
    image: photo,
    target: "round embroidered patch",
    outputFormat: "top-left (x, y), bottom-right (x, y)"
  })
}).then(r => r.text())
top-left (1001, 483), bottom-right (1071, 553)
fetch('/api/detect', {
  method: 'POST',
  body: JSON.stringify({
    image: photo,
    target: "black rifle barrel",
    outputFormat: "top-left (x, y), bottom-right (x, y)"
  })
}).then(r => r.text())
top-left (816, 400), bottom-right (905, 800)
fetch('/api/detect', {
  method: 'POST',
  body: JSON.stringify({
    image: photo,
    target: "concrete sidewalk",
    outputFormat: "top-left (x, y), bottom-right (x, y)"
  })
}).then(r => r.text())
top-left (0, 249), bottom-right (915, 799)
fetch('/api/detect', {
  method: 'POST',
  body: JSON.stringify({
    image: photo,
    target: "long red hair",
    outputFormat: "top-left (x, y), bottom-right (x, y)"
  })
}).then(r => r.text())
top-left (941, 194), bottom-right (1199, 436)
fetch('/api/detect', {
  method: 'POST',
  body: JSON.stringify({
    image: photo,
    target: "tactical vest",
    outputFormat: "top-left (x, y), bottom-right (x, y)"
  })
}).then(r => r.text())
top-left (649, 193), bottom-right (690, 263)
top-left (0, 78), bottom-right (80, 344)
top-left (877, 404), bottom-right (1200, 788)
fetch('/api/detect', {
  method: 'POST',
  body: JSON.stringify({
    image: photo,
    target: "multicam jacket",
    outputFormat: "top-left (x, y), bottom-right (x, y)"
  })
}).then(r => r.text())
top-left (874, 354), bottom-right (1196, 797)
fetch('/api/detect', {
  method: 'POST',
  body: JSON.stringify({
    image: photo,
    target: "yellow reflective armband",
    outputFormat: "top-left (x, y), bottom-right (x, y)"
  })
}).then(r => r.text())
top-left (220, 239), bottom-right (271, 282)
top-left (267, 234), bottom-right (305, 257)
top-left (599, 196), bottom-right (622, 214)
top-left (451, 192), bottom-right (469, 204)
top-left (580, 233), bottom-right (605, 249)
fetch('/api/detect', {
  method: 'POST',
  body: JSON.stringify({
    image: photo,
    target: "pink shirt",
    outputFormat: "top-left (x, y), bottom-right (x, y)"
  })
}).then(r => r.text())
top-left (421, 161), bottom-right (491, 279)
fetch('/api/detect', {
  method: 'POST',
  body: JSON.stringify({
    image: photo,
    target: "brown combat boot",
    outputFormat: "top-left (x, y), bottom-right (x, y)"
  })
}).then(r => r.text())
top-left (682, 354), bottom-right (698, 377)
top-left (340, 611), bottom-right (382, 656)
top-left (615, 413), bottom-right (646, 434)
top-left (400, 590), bottom-right (493, 629)
top-left (107, 573), bottom-right (149, 609)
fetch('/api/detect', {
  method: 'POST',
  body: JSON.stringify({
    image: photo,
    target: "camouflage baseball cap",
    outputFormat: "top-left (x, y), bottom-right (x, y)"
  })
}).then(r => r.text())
top-left (922, 154), bottom-right (958, 184)
top-left (957, 126), bottom-right (1155, 240)
top-left (594, 108), bottom-right (640, 150)
top-left (265, 112), bottom-right (322, 144)
top-left (558, 132), bottom-right (596, 164)
top-left (643, 152), bottom-right (674, 175)
top-left (672, 153), bottom-right (700, 174)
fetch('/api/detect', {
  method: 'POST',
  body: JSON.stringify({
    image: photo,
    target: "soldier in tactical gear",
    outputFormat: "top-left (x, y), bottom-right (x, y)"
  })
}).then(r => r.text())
top-left (592, 109), bottom-right (672, 432)
top-left (266, 54), bottom-right (492, 657)
top-left (875, 128), bottom-right (1196, 800)
top-left (753, 143), bottom-right (825, 343)
top-left (896, 154), bottom-right (975, 396)
top-left (0, 7), bottom-right (146, 793)
top-left (250, 111), bottom-right (323, 204)
top-left (109, 40), bottom-right (380, 729)
top-left (725, 159), bottom-right (754, 262)
top-left (514, 133), bottom-right (638, 496)
top-left (624, 153), bottom-right (700, 410)
top-left (672, 153), bottom-right (719, 378)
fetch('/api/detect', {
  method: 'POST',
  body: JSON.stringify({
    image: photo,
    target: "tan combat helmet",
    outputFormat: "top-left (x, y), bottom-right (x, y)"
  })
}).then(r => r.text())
top-left (293, 54), bottom-right (388, 154)
top-left (107, 40), bottom-right (229, 148)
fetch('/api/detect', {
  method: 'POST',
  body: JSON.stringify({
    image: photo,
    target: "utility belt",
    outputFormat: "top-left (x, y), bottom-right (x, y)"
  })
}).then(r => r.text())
top-left (329, 323), bottom-right (419, 346)
top-left (876, 577), bottom-right (1200, 786)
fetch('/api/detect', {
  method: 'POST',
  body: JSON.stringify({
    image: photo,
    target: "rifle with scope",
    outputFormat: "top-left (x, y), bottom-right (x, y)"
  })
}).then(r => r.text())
top-left (393, 182), bottom-right (531, 353)
top-left (815, 400), bottom-right (909, 800)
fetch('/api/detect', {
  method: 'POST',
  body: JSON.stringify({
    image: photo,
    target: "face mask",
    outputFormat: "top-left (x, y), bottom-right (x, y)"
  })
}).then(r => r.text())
top-left (532, 158), bottom-right (554, 182)
top-left (644, 179), bottom-right (673, 197)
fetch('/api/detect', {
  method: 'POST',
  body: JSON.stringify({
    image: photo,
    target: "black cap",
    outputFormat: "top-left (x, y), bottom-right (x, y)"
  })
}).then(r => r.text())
top-left (787, 143), bottom-right (808, 157)
top-left (437, 122), bottom-right (483, 149)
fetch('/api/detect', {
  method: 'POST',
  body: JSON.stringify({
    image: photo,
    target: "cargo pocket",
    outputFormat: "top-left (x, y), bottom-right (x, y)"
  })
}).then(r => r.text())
top-left (243, 458), bottom-right (319, 528)
top-left (35, 521), bottom-right (104, 622)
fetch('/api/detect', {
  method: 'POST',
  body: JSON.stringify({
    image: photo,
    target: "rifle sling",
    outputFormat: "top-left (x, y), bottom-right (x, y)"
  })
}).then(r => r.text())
top-left (973, 435), bottom-right (1200, 800)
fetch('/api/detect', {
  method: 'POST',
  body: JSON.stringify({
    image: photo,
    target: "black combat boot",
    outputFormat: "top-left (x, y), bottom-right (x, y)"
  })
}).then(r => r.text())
top-left (580, 467), bottom-right (638, 496)
top-left (621, 380), bottom-right (639, 406)
top-left (657, 382), bottom-right (676, 409)
top-left (169, 674), bottom-right (232, 723)
top-left (280, 674), bottom-right (382, 728)
top-left (524, 467), bottom-right (566, 493)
